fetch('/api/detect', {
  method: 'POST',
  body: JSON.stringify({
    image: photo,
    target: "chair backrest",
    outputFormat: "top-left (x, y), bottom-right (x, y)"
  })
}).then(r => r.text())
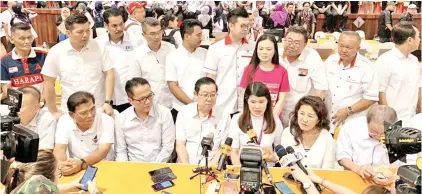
top-left (356, 30), bottom-right (366, 40)
top-left (332, 32), bottom-right (341, 42)
top-left (316, 48), bottom-right (334, 60)
top-left (380, 42), bottom-right (395, 49)
top-left (315, 31), bottom-right (326, 39)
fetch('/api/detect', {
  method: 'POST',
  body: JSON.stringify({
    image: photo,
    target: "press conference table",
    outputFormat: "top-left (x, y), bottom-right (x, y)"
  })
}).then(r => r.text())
top-left (59, 161), bottom-right (375, 194)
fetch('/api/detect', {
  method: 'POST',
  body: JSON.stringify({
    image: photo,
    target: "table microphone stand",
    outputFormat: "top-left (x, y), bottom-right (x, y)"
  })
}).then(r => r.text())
top-left (190, 150), bottom-right (218, 182)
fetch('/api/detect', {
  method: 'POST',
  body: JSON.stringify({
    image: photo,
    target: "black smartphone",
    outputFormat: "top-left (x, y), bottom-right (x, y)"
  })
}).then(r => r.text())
top-left (152, 173), bottom-right (177, 183)
top-left (152, 180), bottom-right (175, 192)
top-left (149, 167), bottom-right (172, 176)
top-left (274, 181), bottom-right (294, 194)
top-left (80, 166), bottom-right (98, 191)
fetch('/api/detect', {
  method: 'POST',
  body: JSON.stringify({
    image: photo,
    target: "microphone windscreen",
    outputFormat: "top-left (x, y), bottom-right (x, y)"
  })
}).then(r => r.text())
top-left (286, 146), bottom-right (295, 154)
top-left (224, 137), bottom-right (233, 146)
top-left (275, 145), bottom-right (288, 158)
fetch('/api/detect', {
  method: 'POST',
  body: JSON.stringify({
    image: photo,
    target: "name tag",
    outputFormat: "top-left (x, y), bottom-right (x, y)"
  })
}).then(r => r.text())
top-left (8, 67), bottom-right (18, 73)
top-left (298, 68), bottom-right (308, 76)
top-left (125, 45), bottom-right (133, 51)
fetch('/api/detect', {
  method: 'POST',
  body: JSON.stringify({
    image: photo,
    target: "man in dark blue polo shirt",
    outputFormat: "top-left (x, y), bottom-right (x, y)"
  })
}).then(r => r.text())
top-left (1, 23), bottom-right (47, 100)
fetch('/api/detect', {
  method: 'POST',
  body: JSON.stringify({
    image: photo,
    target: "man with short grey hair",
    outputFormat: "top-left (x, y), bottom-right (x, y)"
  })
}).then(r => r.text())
top-left (325, 31), bottom-right (378, 132)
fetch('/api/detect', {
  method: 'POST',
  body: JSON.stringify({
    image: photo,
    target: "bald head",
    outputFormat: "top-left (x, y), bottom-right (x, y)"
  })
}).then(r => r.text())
top-left (18, 86), bottom-right (41, 103)
top-left (366, 105), bottom-right (397, 125)
top-left (339, 31), bottom-right (361, 45)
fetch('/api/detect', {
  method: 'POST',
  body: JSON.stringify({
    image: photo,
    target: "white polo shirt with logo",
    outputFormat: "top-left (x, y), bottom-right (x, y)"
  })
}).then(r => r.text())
top-left (55, 111), bottom-right (115, 161)
top-left (203, 35), bottom-right (255, 115)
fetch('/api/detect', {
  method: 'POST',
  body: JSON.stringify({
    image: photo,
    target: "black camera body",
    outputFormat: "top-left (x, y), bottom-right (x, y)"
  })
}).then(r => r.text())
top-left (240, 145), bottom-right (262, 194)
top-left (396, 165), bottom-right (421, 194)
top-left (1, 88), bottom-right (39, 162)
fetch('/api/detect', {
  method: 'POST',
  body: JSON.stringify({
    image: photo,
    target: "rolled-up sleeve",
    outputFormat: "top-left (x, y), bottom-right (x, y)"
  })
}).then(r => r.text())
top-left (203, 45), bottom-right (219, 75)
top-left (362, 67), bottom-right (379, 101)
top-left (311, 62), bottom-right (329, 91)
top-left (38, 113), bottom-right (56, 150)
top-left (155, 109), bottom-right (176, 163)
top-left (374, 58), bottom-right (390, 93)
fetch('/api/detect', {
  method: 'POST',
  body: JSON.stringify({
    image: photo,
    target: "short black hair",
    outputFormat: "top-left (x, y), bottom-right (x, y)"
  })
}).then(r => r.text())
top-left (18, 86), bottom-right (41, 102)
top-left (180, 19), bottom-right (202, 40)
top-left (392, 21), bottom-right (417, 45)
top-left (65, 13), bottom-right (89, 30)
top-left (303, 2), bottom-right (311, 7)
top-left (227, 7), bottom-right (249, 24)
top-left (145, 8), bottom-right (156, 18)
top-left (155, 8), bottom-right (165, 19)
top-left (286, 26), bottom-right (308, 43)
top-left (161, 14), bottom-right (177, 29)
top-left (194, 77), bottom-right (218, 93)
top-left (125, 77), bottom-right (150, 98)
top-left (67, 91), bottom-right (95, 112)
top-left (103, 8), bottom-right (123, 24)
top-left (286, 3), bottom-right (294, 7)
top-left (10, 22), bottom-right (31, 35)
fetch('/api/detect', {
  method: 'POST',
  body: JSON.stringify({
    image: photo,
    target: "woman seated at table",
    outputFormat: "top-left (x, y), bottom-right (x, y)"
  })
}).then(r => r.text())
top-left (229, 82), bottom-right (283, 167)
top-left (281, 95), bottom-right (336, 169)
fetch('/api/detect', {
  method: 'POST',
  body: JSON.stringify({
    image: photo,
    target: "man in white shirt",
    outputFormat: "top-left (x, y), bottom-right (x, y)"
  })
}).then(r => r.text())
top-left (131, 17), bottom-right (175, 109)
top-left (336, 105), bottom-right (397, 179)
top-left (1, 1), bottom-right (17, 48)
top-left (54, 91), bottom-right (114, 176)
top-left (204, 7), bottom-right (255, 117)
top-left (115, 77), bottom-right (175, 162)
top-left (175, 77), bottom-right (231, 164)
top-left (18, 86), bottom-right (55, 150)
top-left (41, 14), bottom-right (115, 119)
top-left (375, 22), bottom-right (421, 127)
top-left (166, 19), bottom-right (207, 122)
top-left (96, 8), bottom-right (136, 113)
top-left (279, 26), bottom-right (328, 127)
top-left (125, 2), bottom-right (146, 47)
top-left (325, 31), bottom-right (379, 132)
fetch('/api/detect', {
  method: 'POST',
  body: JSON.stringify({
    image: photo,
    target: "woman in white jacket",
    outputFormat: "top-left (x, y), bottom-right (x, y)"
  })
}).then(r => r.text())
top-left (281, 96), bottom-right (336, 169)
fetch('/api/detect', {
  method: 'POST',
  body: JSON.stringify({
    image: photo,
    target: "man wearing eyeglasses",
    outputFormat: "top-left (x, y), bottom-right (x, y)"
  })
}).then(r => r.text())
top-left (115, 77), bottom-right (175, 162)
top-left (336, 105), bottom-right (411, 186)
top-left (54, 91), bottom-right (115, 176)
top-left (279, 26), bottom-right (328, 128)
top-left (130, 17), bottom-right (175, 110)
top-left (175, 77), bottom-right (231, 164)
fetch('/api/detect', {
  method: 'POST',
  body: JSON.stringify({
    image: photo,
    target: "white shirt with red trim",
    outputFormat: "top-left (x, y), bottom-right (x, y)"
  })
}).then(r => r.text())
top-left (203, 35), bottom-right (255, 115)
top-left (325, 53), bottom-right (379, 132)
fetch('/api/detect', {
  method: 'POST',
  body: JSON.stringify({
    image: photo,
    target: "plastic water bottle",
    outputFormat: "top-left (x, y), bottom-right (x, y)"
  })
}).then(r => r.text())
top-left (42, 42), bottom-right (47, 49)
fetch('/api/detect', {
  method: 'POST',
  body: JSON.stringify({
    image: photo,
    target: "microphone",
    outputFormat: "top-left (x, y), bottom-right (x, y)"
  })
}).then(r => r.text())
top-left (200, 133), bottom-right (214, 156)
top-left (247, 129), bottom-right (273, 185)
top-left (216, 137), bottom-right (233, 171)
top-left (285, 146), bottom-right (309, 174)
top-left (192, 166), bottom-right (212, 173)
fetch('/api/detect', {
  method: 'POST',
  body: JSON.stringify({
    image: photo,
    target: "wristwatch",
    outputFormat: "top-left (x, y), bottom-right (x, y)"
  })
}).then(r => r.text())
top-left (104, 100), bottom-right (114, 106)
top-left (347, 106), bottom-right (354, 116)
top-left (80, 159), bottom-right (88, 170)
top-left (302, 182), bottom-right (312, 189)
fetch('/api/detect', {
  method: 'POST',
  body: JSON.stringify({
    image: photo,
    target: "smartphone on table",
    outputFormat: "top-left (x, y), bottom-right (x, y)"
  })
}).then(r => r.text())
top-left (152, 180), bottom-right (175, 192)
top-left (149, 167), bottom-right (172, 176)
top-left (80, 166), bottom-right (98, 191)
top-left (274, 181), bottom-right (294, 194)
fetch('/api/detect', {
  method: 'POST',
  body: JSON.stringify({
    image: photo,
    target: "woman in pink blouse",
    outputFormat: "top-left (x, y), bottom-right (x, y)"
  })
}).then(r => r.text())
top-left (240, 34), bottom-right (290, 119)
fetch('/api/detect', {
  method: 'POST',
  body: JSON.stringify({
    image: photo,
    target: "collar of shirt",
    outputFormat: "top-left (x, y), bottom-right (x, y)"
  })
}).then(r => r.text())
top-left (126, 104), bottom-right (157, 121)
top-left (186, 102), bottom-right (214, 119)
top-left (25, 110), bottom-right (40, 128)
top-left (338, 53), bottom-right (357, 69)
top-left (281, 48), bottom-right (308, 63)
top-left (64, 39), bottom-right (91, 52)
top-left (141, 41), bottom-right (168, 54)
top-left (128, 17), bottom-right (141, 24)
top-left (179, 45), bottom-right (197, 55)
top-left (107, 31), bottom-right (131, 45)
top-left (11, 48), bottom-right (36, 60)
top-left (391, 46), bottom-right (410, 59)
top-left (224, 33), bottom-right (248, 45)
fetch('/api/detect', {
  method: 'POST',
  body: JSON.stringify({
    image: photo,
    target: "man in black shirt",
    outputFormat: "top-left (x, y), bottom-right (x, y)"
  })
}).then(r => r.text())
top-left (400, 4), bottom-right (418, 22)
top-left (331, 1), bottom-right (348, 32)
top-left (285, 2), bottom-right (296, 28)
top-left (378, 2), bottom-right (396, 43)
top-left (312, 1), bottom-right (333, 32)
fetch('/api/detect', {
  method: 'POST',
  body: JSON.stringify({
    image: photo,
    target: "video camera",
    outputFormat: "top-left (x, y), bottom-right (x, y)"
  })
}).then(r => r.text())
top-left (1, 88), bottom-right (39, 162)
top-left (239, 145), bottom-right (262, 194)
top-left (381, 121), bottom-right (421, 194)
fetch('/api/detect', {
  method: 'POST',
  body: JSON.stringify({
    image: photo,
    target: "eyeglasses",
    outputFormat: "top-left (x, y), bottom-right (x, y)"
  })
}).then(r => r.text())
top-left (144, 30), bottom-right (163, 38)
top-left (285, 38), bottom-right (301, 48)
top-left (73, 106), bottom-right (96, 119)
top-left (131, 92), bottom-right (155, 104)
top-left (198, 93), bottom-right (217, 99)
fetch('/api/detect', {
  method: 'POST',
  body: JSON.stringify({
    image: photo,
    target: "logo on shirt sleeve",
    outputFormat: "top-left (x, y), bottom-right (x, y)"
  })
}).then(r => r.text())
top-left (92, 135), bottom-right (98, 144)
top-left (35, 63), bottom-right (42, 70)
top-left (8, 66), bottom-right (18, 73)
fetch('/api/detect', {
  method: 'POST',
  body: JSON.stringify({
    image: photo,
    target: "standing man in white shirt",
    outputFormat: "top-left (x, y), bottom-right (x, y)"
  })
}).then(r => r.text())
top-left (125, 2), bottom-right (146, 47)
top-left (131, 17), bottom-right (175, 109)
top-left (1, 1), bottom-right (16, 51)
top-left (54, 91), bottom-right (115, 176)
top-left (279, 26), bottom-right (328, 127)
top-left (336, 105), bottom-right (400, 180)
top-left (175, 77), bottom-right (231, 164)
top-left (166, 19), bottom-right (207, 122)
top-left (41, 14), bottom-right (115, 119)
top-left (115, 77), bottom-right (175, 162)
top-left (18, 86), bottom-right (56, 150)
top-left (325, 31), bottom-right (379, 132)
top-left (204, 7), bottom-right (255, 117)
top-left (375, 22), bottom-right (421, 127)
top-left (96, 8), bottom-right (136, 113)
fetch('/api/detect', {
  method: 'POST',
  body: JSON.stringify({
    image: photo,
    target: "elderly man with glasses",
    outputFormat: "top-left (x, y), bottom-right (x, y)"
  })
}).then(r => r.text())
top-left (54, 91), bottom-right (115, 176)
top-left (115, 77), bottom-right (175, 162)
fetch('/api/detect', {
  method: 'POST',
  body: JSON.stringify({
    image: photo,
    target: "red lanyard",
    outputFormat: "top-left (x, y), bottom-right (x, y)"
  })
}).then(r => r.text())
top-left (248, 117), bottom-right (265, 145)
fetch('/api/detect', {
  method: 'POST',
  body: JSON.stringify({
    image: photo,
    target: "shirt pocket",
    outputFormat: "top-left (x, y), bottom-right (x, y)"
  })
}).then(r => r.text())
top-left (59, 62), bottom-right (78, 84)
top-left (344, 74), bottom-right (362, 94)
top-left (295, 75), bottom-right (310, 93)
top-left (85, 63), bottom-right (103, 82)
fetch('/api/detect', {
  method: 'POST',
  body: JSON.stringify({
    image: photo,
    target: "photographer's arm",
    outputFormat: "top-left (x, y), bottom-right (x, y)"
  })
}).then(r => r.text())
top-left (231, 149), bottom-right (241, 165)
top-left (1, 83), bottom-right (10, 100)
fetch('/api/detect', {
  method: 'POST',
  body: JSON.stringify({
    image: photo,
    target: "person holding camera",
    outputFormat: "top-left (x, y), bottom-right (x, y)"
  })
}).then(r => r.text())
top-left (2, 150), bottom-right (99, 194)
top-left (229, 82), bottom-right (283, 167)
top-left (53, 91), bottom-right (115, 176)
